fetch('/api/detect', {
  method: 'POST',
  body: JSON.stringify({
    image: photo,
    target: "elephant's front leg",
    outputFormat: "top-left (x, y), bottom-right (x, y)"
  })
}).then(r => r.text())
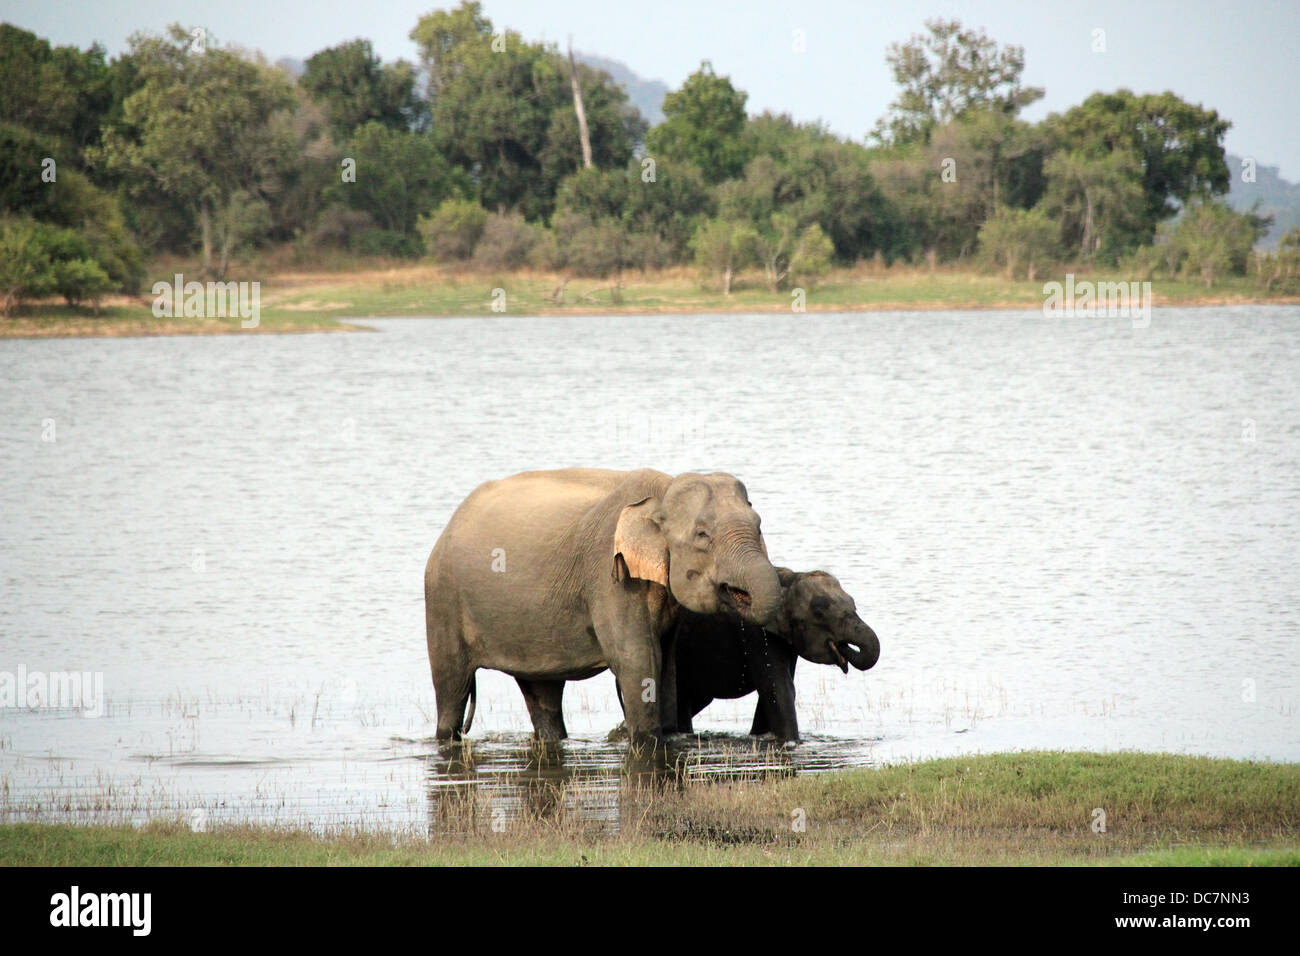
top-left (611, 644), bottom-right (664, 746)
top-left (593, 584), bottom-right (675, 748)
top-left (749, 634), bottom-right (799, 742)
top-left (657, 619), bottom-right (681, 734)
top-left (596, 622), bottom-right (664, 747)
top-left (516, 678), bottom-right (568, 741)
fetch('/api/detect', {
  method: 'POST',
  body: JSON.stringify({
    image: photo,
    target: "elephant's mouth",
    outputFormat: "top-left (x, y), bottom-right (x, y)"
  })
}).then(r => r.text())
top-left (828, 637), bottom-right (878, 673)
top-left (827, 639), bottom-right (850, 673)
top-left (718, 584), bottom-right (752, 612)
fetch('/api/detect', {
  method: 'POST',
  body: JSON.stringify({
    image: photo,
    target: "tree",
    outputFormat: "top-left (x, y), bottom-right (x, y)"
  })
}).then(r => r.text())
top-left (554, 159), bottom-right (712, 268)
top-left (645, 62), bottom-right (753, 184)
top-left (690, 218), bottom-right (756, 294)
top-left (977, 206), bottom-right (1057, 279)
top-left (1170, 199), bottom-right (1269, 287)
top-left (411, 2), bottom-right (643, 221)
top-left (1040, 149), bottom-right (1145, 260)
top-left (1046, 90), bottom-right (1231, 245)
top-left (0, 24), bottom-right (123, 159)
top-left (872, 19), bottom-right (1043, 146)
top-left (325, 121), bottom-right (469, 237)
top-left (91, 26), bottom-right (297, 276)
top-left (744, 212), bottom-right (832, 292)
top-left (300, 39), bottom-right (424, 139)
top-left (745, 113), bottom-right (901, 262)
top-left (788, 222), bottom-right (834, 289)
top-left (0, 124), bottom-right (143, 290)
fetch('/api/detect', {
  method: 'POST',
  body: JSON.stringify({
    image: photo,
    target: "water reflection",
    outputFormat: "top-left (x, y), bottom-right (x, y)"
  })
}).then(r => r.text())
top-left (420, 731), bottom-right (872, 834)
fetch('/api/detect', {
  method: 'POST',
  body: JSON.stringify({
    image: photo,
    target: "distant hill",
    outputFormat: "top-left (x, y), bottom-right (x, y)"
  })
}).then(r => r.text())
top-left (1226, 153), bottom-right (1300, 249)
top-left (275, 56), bottom-right (305, 78)
top-left (575, 52), bottom-right (669, 127)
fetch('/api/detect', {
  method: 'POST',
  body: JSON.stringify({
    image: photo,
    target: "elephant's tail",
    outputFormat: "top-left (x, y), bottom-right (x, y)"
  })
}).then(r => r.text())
top-left (462, 676), bottom-right (477, 736)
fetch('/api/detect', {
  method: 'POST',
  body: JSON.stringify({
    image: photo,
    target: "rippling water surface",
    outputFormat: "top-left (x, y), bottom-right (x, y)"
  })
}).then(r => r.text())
top-left (1, 308), bottom-right (1297, 833)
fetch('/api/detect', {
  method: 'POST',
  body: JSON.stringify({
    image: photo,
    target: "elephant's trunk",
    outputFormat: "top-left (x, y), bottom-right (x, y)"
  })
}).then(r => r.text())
top-left (840, 620), bottom-right (880, 671)
top-left (716, 544), bottom-right (782, 628)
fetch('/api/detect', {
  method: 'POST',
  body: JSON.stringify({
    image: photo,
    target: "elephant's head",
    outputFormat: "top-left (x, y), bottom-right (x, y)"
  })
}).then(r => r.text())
top-left (772, 568), bottom-right (879, 673)
top-left (614, 473), bottom-right (782, 626)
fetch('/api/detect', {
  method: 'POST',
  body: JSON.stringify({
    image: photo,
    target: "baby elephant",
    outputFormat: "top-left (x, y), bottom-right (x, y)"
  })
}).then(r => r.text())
top-left (667, 567), bottom-right (879, 743)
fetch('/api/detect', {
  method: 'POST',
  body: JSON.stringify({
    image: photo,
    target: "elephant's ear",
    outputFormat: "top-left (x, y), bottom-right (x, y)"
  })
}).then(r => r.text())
top-left (613, 497), bottom-right (669, 587)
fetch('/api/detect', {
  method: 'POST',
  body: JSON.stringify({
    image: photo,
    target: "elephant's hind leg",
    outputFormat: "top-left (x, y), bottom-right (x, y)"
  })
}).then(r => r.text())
top-left (516, 678), bottom-right (568, 740)
top-left (433, 668), bottom-right (475, 740)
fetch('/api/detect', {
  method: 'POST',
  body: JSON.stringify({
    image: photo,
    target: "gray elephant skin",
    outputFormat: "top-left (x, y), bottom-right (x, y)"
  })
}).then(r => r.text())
top-left (424, 468), bottom-right (782, 744)
top-left (668, 567), bottom-right (880, 743)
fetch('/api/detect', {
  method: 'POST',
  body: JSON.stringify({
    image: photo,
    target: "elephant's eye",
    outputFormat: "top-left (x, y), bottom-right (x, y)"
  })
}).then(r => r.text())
top-left (694, 529), bottom-right (711, 543)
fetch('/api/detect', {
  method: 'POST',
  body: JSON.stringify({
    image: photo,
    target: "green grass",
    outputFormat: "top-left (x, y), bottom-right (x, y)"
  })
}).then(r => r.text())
top-left (4, 261), bottom-right (1295, 337)
top-left (3, 751), bottom-right (1296, 866)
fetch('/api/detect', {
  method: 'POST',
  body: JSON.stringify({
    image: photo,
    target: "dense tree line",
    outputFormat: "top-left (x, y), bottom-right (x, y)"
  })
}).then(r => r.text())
top-left (1, 5), bottom-right (1292, 314)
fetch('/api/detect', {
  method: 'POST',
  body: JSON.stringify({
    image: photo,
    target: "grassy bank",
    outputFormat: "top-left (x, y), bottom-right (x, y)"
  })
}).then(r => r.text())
top-left (3, 752), bottom-right (1297, 866)
top-left (3, 262), bottom-right (1296, 338)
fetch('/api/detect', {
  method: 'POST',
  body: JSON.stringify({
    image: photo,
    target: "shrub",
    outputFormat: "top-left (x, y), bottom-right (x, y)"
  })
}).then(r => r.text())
top-left (690, 217), bottom-right (755, 294)
top-left (419, 198), bottom-right (488, 261)
top-left (0, 218), bottom-right (57, 315)
top-left (977, 206), bottom-right (1058, 280)
top-left (1255, 227), bottom-right (1300, 293)
top-left (789, 222), bottom-right (835, 290)
top-left (1170, 199), bottom-right (1269, 287)
top-left (309, 205), bottom-right (374, 248)
top-left (52, 258), bottom-right (114, 307)
top-left (0, 217), bottom-right (114, 313)
top-left (351, 227), bottom-right (424, 258)
top-left (470, 213), bottom-right (537, 270)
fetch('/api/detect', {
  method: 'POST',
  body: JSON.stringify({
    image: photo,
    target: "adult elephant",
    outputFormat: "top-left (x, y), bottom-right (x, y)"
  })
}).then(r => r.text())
top-left (668, 568), bottom-right (879, 742)
top-left (424, 468), bottom-right (782, 745)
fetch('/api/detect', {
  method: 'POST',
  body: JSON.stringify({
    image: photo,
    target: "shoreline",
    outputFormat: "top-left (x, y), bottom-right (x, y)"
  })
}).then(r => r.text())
top-left (2, 751), bottom-right (1296, 866)
top-left (4, 265), bottom-right (1297, 339)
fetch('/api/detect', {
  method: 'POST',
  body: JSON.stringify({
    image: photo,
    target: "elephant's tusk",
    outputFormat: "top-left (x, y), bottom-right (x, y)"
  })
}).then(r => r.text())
top-left (827, 639), bottom-right (849, 674)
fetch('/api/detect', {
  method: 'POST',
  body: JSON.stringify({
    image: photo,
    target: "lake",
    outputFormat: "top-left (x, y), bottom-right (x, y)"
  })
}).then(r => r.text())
top-left (1, 307), bottom-right (1297, 834)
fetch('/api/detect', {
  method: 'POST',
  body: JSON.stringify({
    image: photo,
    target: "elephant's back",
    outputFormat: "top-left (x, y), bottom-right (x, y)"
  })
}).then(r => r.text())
top-left (447, 468), bottom-right (666, 528)
top-left (429, 469), bottom-right (629, 571)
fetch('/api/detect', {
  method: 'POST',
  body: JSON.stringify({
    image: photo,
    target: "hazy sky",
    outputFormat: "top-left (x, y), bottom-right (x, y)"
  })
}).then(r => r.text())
top-left (8, 0), bottom-right (1299, 178)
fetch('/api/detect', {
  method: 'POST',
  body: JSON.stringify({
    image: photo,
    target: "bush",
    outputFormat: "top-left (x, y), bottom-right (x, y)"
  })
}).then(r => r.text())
top-left (470, 213), bottom-right (537, 270)
top-left (789, 222), bottom-right (834, 289)
top-left (1255, 227), bottom-right (1300, 293)
top-left (52, 258), bottom-right (114, 307)
top-left (419, 198), bottom-right (488, 261)
top-left (0, 124), bottom-right (144, 292)
top-left (0, 218), bottom-right (57, 315)
top-left (977, 206), bottom-right (1058, 280)
top-left (308, 205), bottom-right (374, 248)
top-left (0, 217), bottom-right (115, 314)
top-left (690, 217), bottom-right (755, 294)
top-left (351, 227), bottom-right (424, 258)
top-left (528, 228), bottom-right (565, 271)
top-left (1169, 200), bottom-right (1268, 287)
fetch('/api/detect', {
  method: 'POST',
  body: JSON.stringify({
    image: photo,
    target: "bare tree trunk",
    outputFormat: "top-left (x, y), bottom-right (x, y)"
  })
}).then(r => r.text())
top-left (568, 41), bottom-right (592, 169)
top-left (1082, 193), bottom-right (1095, 257)
top-left (723, 265), bottom-right (732, 296)
top-left (199, 199), bottom-right (213, 275)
